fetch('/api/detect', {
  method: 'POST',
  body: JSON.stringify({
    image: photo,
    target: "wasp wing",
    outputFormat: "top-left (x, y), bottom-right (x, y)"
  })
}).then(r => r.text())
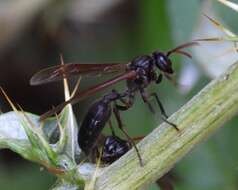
top-left (40, 70), bottom-right (137, 120)
top-left (30, 63), bottom-right (127, 85)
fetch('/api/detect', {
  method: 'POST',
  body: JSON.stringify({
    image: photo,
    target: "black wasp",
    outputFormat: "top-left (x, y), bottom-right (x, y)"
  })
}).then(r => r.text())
top-left (30, 42), bottom-right (198, 165)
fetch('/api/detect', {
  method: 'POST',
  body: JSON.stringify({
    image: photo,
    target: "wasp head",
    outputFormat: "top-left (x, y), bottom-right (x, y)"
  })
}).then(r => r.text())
top-left (152, 51), bottom-right (174, 74)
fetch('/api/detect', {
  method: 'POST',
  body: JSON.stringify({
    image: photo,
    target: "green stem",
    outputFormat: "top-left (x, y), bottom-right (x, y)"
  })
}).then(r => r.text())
top-left (94, 62), bottom-right (238, 190)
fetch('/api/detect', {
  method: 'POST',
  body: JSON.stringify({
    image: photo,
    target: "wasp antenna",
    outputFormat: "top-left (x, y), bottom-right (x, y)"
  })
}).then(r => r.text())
top-left (167, 41), bottom-right (199, 56)
top-left (175, 50), bottom-right (192, 59)
top-left (194, 37), bottom-right (222, 42)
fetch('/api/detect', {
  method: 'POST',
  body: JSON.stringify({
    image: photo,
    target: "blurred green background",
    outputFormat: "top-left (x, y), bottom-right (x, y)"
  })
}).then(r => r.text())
top-left (0, 0), bottom-right (238, 189)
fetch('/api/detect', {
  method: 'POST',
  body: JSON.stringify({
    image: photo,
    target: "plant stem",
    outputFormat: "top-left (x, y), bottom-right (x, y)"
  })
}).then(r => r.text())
top-left (94, 62), bottom-right (238, 190)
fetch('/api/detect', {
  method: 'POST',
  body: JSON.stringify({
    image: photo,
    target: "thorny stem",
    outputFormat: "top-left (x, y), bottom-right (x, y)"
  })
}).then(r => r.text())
top-left (93, 62), bottom-right (238, 190)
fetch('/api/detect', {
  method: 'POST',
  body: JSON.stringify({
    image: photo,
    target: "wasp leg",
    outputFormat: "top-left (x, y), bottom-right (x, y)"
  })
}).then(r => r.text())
top-left (139, 88), bottom-right (156, 114)
top-left (150, 92), bottom-right (179, 131)
top-left (112, 105), bottom-right (143, 166)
